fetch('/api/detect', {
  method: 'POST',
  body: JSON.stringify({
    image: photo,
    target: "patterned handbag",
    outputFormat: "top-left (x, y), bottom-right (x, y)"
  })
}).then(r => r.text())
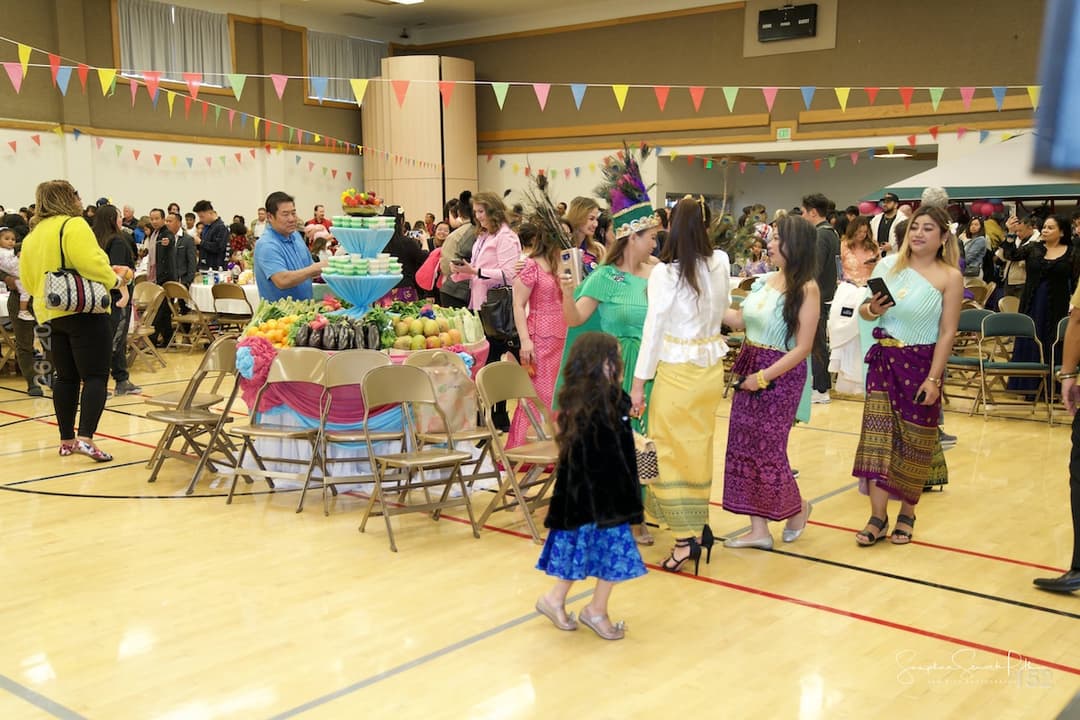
top-left (633, 432), bottom-right (659, 485)
top-left (43, 218), bottom-right (111, 314)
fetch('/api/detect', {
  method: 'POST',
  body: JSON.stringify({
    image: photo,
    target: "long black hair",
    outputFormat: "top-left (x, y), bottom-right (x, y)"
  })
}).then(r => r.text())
top-left (556, 332), bottom-right (625, 466)
top-left (774, 215), bottom-right (818, 347)
top-left (660, 197), bottom-right (714, 296)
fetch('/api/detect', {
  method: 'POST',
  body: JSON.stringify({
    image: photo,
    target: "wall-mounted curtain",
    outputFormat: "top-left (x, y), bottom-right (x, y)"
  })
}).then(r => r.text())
top-left (118, 0), bottom-right (232, 84)
top-left (307, 31), bottom-right (387, 102)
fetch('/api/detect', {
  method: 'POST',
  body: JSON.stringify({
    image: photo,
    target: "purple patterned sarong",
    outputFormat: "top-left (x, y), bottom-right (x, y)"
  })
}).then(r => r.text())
top-left (722, 342), bottom-right (806, 521)
top-left (852, 328), bottom-right (947, 505)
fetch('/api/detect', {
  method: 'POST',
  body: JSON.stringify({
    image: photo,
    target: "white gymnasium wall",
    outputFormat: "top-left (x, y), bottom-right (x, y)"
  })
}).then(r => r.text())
top-left (0, 127), bottom-right (362, 220)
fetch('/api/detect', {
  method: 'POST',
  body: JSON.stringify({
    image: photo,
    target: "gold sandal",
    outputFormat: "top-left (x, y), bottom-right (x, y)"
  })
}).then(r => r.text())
top-left (535, 597), bottom-right (577, 631)
top-left (579, 610), bottom-right (625, 641)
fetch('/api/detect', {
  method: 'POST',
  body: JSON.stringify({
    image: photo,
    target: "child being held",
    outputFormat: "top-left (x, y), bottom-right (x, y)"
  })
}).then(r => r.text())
top-left (0, 226), bottom-right (34, 321)
top-left (534, 331), bottom-right (646, 640)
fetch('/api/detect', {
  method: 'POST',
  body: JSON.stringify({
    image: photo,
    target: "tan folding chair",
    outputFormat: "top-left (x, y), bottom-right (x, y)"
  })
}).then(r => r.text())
top-left (359, 364), bottom-right (480, 552)
top-left (127, 283), bottom-right (168, 371)
top-left (311, 349), bottom-right (399, 515)
top-left (133, 273), bottom-right (147, 287)
top-left (145, 336), bottom-right (241, 494)
top-left (997, 295), bottom-right (1020, 314)
top-left (737, 276), bottom-right (757, 291)
top-left (221, 348), bottom-right (327, 504)
top-left (211, 283), bottom-right (255, 334)
top-left (404, 350), bottom-right (499, 489)
top-left (474, 361), bottom-right (559, 543)
top-left (162, 281), bottom-right (216, 352)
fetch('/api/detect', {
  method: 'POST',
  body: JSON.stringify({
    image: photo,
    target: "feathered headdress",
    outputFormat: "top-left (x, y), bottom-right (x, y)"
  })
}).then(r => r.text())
top-left (595, 141), bottom-right (659, 239)
top-left (522, 170), bottom-right (572, 249)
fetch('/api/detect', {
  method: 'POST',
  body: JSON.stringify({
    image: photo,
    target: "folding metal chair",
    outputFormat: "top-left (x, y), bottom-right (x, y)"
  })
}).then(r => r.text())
top-left (221, 348), bottom-right (327, 504)
top-left (145, 336), bottom-right (241, 494)
top-left (127, 283), bottom-right (168, 371)
top-left (359, 364), bottom-right (480, 552)
top-left (211, 283), bottom-right (255, 334)
top-left (1050, 315), bottom-right (1072, 425)
top-left (0, 320), bottom-right (18, 375)
top-left (997, 295), bottom-right (1020, 314)
top-left (474, 361), bottom-right (559, 544)
top-left (162, 281), bottom-right (216, 352)
top-left (943, 308), bottom-right (993, 406)
top-left (312, 349), bottom-right (399, 515)
top-left (976, 312), bottom-right (1051, 422)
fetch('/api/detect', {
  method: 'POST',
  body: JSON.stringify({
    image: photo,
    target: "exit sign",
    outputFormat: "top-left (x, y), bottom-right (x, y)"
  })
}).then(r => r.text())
top-left (776, 127), bottom-right (792, 141)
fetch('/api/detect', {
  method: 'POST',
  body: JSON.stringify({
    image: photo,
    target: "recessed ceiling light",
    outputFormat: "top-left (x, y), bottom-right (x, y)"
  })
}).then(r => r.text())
top-left (390, 0), bottom-right (424, 5)
top-left (876, 152), bottom-right (912, 159)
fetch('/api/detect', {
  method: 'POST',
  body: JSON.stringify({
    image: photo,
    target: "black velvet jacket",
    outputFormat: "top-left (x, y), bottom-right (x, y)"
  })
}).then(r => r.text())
top-left (544, 393), bottom-right (645, 531)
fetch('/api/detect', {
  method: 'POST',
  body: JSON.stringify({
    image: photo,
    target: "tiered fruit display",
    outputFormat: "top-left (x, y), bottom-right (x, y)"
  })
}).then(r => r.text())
top-left (340, 188), bottom-right (383, 214)
top-left (243, 297), bottom-right (356, 349)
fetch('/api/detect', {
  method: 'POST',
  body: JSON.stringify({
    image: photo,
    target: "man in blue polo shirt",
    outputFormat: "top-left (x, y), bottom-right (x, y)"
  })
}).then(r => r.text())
top-left (253, 191), bottom-right (327, 302)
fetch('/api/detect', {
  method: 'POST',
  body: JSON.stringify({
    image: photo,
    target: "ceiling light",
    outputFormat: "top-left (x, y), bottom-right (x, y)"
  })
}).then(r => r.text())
top-left (876, 152), bottom-right (912, 159)
top-left (389, 0), bottom-right (424, 5)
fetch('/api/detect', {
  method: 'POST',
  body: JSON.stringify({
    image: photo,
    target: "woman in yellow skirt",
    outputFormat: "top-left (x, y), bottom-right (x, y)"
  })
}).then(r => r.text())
top-left (631, 197), bottom-right (731, 575)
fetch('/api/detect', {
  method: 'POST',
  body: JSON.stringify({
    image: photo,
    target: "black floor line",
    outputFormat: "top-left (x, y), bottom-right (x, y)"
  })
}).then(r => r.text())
top-left (0, 484), bottom-right (294, 500)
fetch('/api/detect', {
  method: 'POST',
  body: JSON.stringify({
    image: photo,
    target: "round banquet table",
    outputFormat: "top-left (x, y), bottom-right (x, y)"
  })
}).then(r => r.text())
top-left (187, 283), bottom-right (259, 315)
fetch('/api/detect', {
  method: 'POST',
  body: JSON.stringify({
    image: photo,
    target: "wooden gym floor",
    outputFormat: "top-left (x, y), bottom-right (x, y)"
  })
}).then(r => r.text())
top-left (0, 352), bottom-right (1077, 719)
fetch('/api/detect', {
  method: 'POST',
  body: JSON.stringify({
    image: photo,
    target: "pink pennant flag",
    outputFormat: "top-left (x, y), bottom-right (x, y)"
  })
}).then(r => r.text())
top-left (2, 63), bottom-right (23, 94)
top-left (153, 153), bottom-right (162, 166)
top-left (761, 87), bottom-right (778, 112)
top-left (132, 149), bottom-right (141, 161)
top-left (849, 151), bottom-right (859, 165)
top-left (183, 96), bottom-right (192, 119)
top-left (898, 87), bottom-right (915, 111)
top-left (129, 79), bottom-right (139, 106)
top-left (738, 162), bottom-right (747, 174)
top-left (864, 87), bottom-right (880, 105)
top-left (565, 168), bottom-right (572, 179)
top-left (533, 83), bottom-right (551, 111)
top-left (346, 171), bottom-right (352, 182)
top-left (205, 157), bottom-right (212, 167)
top-left (182, 72), bottom-right (202, 100)
top-left (654, 85), bottom-right (670, 112)
top-left (7, 141), bottom-right (15, 153)
top-left (689, 86), bottom-right (706, 112)
top-left (959, 86), bottom-right (976, 110)
top-left (271, 74), bottom-right (289, 100)
top-left (439, 81), bottom-right (455, 108)
top-left (249, 148), bottom-right (256, 159)
top-left (234, 152), bottom-right (242, 163)
top-left (392, 80), bottom-right (410, 107)
top-left (48, 54), bottom-right (61, 85)
top-left (228, 109), bottom-right (236, 128)
top-left (95, 137), bottom-right (105, 150)
top-left (331, 169), bottom-right (338, 179)
top-left (308, 161), bottom-right (315, 172)
top-left (142, 71), bottom-right (161, 99)
top-left (77, 64), bottom-right (89, 92)
top-left (928, 125), bottom-right (940, 140)
top-left (30, 134), bottom-right (40, 146)
top-left (907, 134), bottom-right (917, 147)
top-left (956, 126), bottom-right (968, 140)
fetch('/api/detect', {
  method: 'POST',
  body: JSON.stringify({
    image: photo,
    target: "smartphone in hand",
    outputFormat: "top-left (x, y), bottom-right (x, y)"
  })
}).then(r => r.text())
top-left (867, 277), bottom-right (896, 307)
top-left (558, 248), bottom-right (583, 286)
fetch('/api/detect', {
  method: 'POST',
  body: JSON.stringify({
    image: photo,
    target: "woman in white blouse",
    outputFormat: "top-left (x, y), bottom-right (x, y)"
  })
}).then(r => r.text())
top-left (630, 198), bottom-right (731, 575)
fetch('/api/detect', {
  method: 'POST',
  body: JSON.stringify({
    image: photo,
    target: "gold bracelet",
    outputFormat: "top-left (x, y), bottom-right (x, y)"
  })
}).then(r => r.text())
top-left (756, 370), bottom-right (769, 389)
top-left (864, 304), bottom-right (880, 319)
top-left (926, 376), bottom-right (942, 387)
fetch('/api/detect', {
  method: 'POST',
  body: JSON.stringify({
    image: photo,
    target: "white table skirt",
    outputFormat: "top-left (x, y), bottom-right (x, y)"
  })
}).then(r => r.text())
top-left (188, 283), bottom-right (259, 315)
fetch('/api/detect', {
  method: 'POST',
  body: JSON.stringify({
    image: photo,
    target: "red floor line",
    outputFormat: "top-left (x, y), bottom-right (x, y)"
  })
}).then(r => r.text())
top-left (0, 408), bottom-right (161, 450)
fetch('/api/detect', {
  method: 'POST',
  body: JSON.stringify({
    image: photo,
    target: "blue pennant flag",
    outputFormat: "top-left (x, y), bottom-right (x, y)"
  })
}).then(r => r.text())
top-left (867, 147), bottom-right (876, 160)
top-left (56, 66), bottom-right (72, 96)
top-left (311, 77), bottom-right (329, 103)
top-left (570, 83), bottom-right (587, 110)
top-left (72, 128), bottom-right (82, 141)
top-left (800, 86), bottom-right (816, 110)
top-left (979, 130), bottom-right (990, 143)
top-left (295, 155), bottom-right (302, 165)
top-left (991, 86), bottom-right (1006, 111)
top-left (186, 157), bottom-right (193, 168)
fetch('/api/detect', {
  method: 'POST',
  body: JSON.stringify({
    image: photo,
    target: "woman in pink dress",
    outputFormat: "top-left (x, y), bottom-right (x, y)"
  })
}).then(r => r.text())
top-left (840, 215), bottom-right (879, 286)
top-left (508, 225), bottom-right (567, 448)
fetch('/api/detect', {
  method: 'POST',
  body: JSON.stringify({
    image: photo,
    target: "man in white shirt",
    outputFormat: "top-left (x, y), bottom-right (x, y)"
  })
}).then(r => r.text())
top-left (870, 193), bottom-right (909, 253)
top-left (251, 207), bottom-right (268, 240)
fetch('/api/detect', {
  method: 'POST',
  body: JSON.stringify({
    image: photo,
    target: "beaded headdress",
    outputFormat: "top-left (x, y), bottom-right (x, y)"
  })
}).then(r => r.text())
top-left (595, 142), bottom-right (660, 240)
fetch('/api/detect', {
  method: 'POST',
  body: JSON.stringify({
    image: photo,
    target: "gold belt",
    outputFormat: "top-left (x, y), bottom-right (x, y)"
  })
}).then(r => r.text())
top-left (877, 337), bottom-right (906, 348)
top-left (663, 333), bottom-right (725, 346)
top-left (743, 338), bottom-right (786, 352)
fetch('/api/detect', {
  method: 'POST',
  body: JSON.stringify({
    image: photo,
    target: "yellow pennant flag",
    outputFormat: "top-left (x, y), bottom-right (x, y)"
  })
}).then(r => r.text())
top-left (52, 125), bottom-right (64, 136)
top-left (612, 84), bottom-right (630, 111)
top-left (313, 134), bottom-right (321, 143)
top-left (1027, 85), bottom-right (1041, 111)
top-left (253, 117), bottom-right (261, 135)
top-left (511, 163), bottom-right (520, 174)
top-left (17, 44), bottom-right (31, 76)
top-left (589, 162), bottom-right (597, 173)
top-left (886, 143), bottom-right (895, 155)
top-left (97, 68), bottom-right (117, 96)
top-left (170, 156), bottom-right (177, 167)
top-left (778, 162), bottom-right (788, 175)
top-left (166, 91), bottom-right (176, 116)
top-left (834, 87), bottom-right (850, 112)
top-left (350, 79), bottom-right (369, 107)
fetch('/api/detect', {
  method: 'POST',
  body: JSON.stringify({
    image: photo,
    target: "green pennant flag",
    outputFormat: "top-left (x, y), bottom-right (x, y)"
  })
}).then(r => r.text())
top-left (722, 86), bottom-right (739, 112)
top-left (114, 144), bottom-right (123, 157)
top-left (214, 105), bottom-right (222, 124)
top-left (226, 74), bottom-right (247, 101)
top-left (322, 167), bottom-right (328, 176)
top-left (928, 87), bottom-right (945, 111)
top-left (218, 155), bottom-right (226, 166)
top-left (288, 127), bottom-right (296, 142)
top-left (827, 155), bottom-right (837, 168)
top-left (491, 82), bottom-right (510, 110)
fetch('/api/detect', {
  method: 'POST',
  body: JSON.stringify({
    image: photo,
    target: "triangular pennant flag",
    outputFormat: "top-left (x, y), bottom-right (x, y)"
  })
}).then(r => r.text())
top-left (778, 162), bottom-right (787, 175)
top-left (288, 127), bottom-right (295, 142)
top-left (827, 155), bottom-right (836, 168)
top-left (213, 105), bottom-right (222, 124)
top-left (332, 169), bottom-right (338, 180)
top-left (227, 73), bottom-right (247, 101)
top-left (834, 87), bottom-right (850, 112)
top-left (533, 83), bottom-right (551, 111)
top-left (574, 167), bottom-right (581, 177)
top-left (2, 63), bottom-right (23, 94)
top-left (1001, 131), bottom-right (1017, 142)
top-left (392, 79), bottom-right (410, 107)
top-left (151, 89), bottom-right (160, 108)
top-left (991, 86), bottom-right (1006, 111)
top-left (653, 85), bottom-right (670, 112)
top-left (311, 77), bottom-right (328, 103)
top-left (129, 78), bottom-right (139, 106)
top-left (249, 148), bottom-right (257, 159)
top-left (115, 144), bottom-right (123, 157)
top-left (30, 134), bottom-right (40, 146)
top-left (761, 87), bottom-right (778, 112)
top-left (56, 66), bottom-right (72, 96)
top-left (48, 54), bottom-right (61, 85)
top-left (253, 117), bottom-right (261, 136)
top-left (264, 144), bottom-right (272, 154)
top-left (705, 160), bottom-right (713, 169)
top-left (490, 82), bottom-right (510, 110)
top-left (142, 71), bottom-right (161, 99)
top-left (813, 158), bottom-right (822, 171)
top-left (153, 153), bottom-right (161, 166)
top-left (72, 128), bottom-right (82, 141)
top-left (322, 167), bottom-right (328, 176)
top-left (686, 155), bottom-right (696, 165)
top-left (201, 101), bottom-right (208, 124)
top-left (928, 125), bottom-right (939, 140)
top-left (183, 96), bottom-right (192, 119)
top-left (234, 152), bottom-right (242, 163)
top-left (109, 74), bottom-right (118, 96)
top-left (205, 157), bottom-right (212, 167)
top-left (864, 86), bottom-right (880, 105)
top-left (612, 84), bottom-right (629, 111)
top-left (850, 151), bottom-right (859, 165)
top-left (439, 80), bottom-right (456, 108)
top-left (95, 136), bottom-right (104, 150)
top-left (219, 155), bottom-right (226, 166)
top-left (800, 86), bottom-right (816, 110)
top-left (295, 155), bottom-right (301, 165)
top-left (722, 86), bottom-right (738, 112)
top-left (6, 141), bottom-right (14, 153)
top-left (228, 109), bottom-right (236, 128)
top-left (132, 149), bottom-right (141, 161)
top-left (757, 163), bottom-right (765, 173)
top-left (928, 87), bottom-right (945, 111)
top-left (793, 161), bottom-right (801, 173)
top-left (689, 86), bottom-right (706, 112)
top-left (17, 44), bottom-right (31, 77)
top-left (886, 142), bottom-right (895, 155)
top-left (77, 63), bottom-right (89, 92)
top-left (570, 83), bottom-right (587, 110)
top-left (313, 133), bottom-right (320, 143)
top-left (956, 126), bottom-right (968, 140)
top-left (959, 86), bottom-right (976, 110)
top-left (308, 161), bottom-right (315, 172)
top-left (240, 113), bottom-right (249, 129)
top-left (166, 91), bottom-right (176, 117)
top-left (979, 130), bottom-right (990, 143)
top-left (346, 171), bottom-right (352, 182)
top-left (1027, 85), bottom-right (1041, 111)
top-left (182, 72), bottom-right (202, 100)
top-left (898, 86), bottom-right (914, 110)
top-left (867, 148), bottom-right (875, 160)
top-left (907, 134), bottom-right (917, 147)
top-left (738, 161), bottom-right (747, 174)
top-left (499, 158), bottom-right (507, 169)
top-left (186, 157), bottom-right (193, 168)
top-left (349, 78), bottom-right (368, 106)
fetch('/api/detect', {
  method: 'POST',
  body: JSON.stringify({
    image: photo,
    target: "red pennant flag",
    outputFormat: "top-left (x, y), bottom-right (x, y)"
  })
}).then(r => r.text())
top-left (864, 87), bottom-right (879, 105)
top-left (391, 80), bottom-right (410, 107)
top-left (654, 85), bottom-right (670, 112)
top-left (7, 141), bottom-right (15, 152)
top-left (485, 153), bottom-right (493, 162)
top-left (689, 86), bottom-right (706, 112)
top-left (898, 86), bottom-right (914, 110)
top-left (331, 169), bottom-right (338, 179)
top-left (77, 63), bottom-right (89, 92)
top-left (565, 168), bottom-right (572, 179)
top-left (49, 54), bottom-right (61, 85)
top-left (264, 144), bottom-right (272, 154)
top-left (142, 71), bottom-right (161, 99)
top-left (956, 126), bottom-right (968, 140)
top-left (308, 161), bottom-right (315, 171)
top-left (205, 157), bottom-right (212, 167)
top-left (959, 86), bottom-right (976, 110)
top-left (234, 152), bottom-right (242, 163)
top-left (182, 72), bottom-right (202, 100)
top-left (249, 148), bottom-right (256, 159)
top-left (907, 134), bottom-right (917, 147)
top-left (201, 101), bottom-right (209, 123)
top-left (183, 96), bottom-right (192, 119)
top-left (132, 149), bottom-right (141, 161)
top-left (849, 151), bottom-right (859, 165)
top-left (30, 134), bottom-right (40, 146)
top-left (761, 87), bottom-right (779, 112)
top-left (928, 125), bottom-right (939, 140)
top-left (153, 153), bottom-right (162, 166)
top-left (687, 155), bottom-right (696, 165)
top-left (95, 137), bottom-right (104, 150)
top-left (346, 171), bottom-right (352, 182)
top-left (792, 161), bottom-right (800, 173)
top-left (524, 166), bottom-right (532, 176)
top-left (438, 81), bottom-right (455, 108)
top-left (813, 158), bottom-right (822, 171)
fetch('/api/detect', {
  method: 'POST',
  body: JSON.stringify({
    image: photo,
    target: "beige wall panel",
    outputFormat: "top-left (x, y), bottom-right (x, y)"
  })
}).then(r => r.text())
top-left (440, 57), bottom-right (479, 200)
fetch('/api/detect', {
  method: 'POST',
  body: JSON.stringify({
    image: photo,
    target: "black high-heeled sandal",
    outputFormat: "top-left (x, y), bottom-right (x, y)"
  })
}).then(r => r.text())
top-left (890, 514), bottom-right (916, 545)
top-left (701, 524), bottom-right (716, 565)
top-left (855, 515), bottom-right (889, 546)
top-left (661, 537), bottom-right (703, 575)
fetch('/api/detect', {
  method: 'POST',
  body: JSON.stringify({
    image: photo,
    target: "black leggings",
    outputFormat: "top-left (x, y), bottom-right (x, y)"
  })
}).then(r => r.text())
top-left (43, 313), bottom-right (111, 440)
top-left (1070, 410), bottom-right (1080, 570)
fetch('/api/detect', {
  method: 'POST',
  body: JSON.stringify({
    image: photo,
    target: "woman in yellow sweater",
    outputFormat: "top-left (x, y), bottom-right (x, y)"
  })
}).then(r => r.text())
top-left (20, 180), bottom-right (130, 462)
